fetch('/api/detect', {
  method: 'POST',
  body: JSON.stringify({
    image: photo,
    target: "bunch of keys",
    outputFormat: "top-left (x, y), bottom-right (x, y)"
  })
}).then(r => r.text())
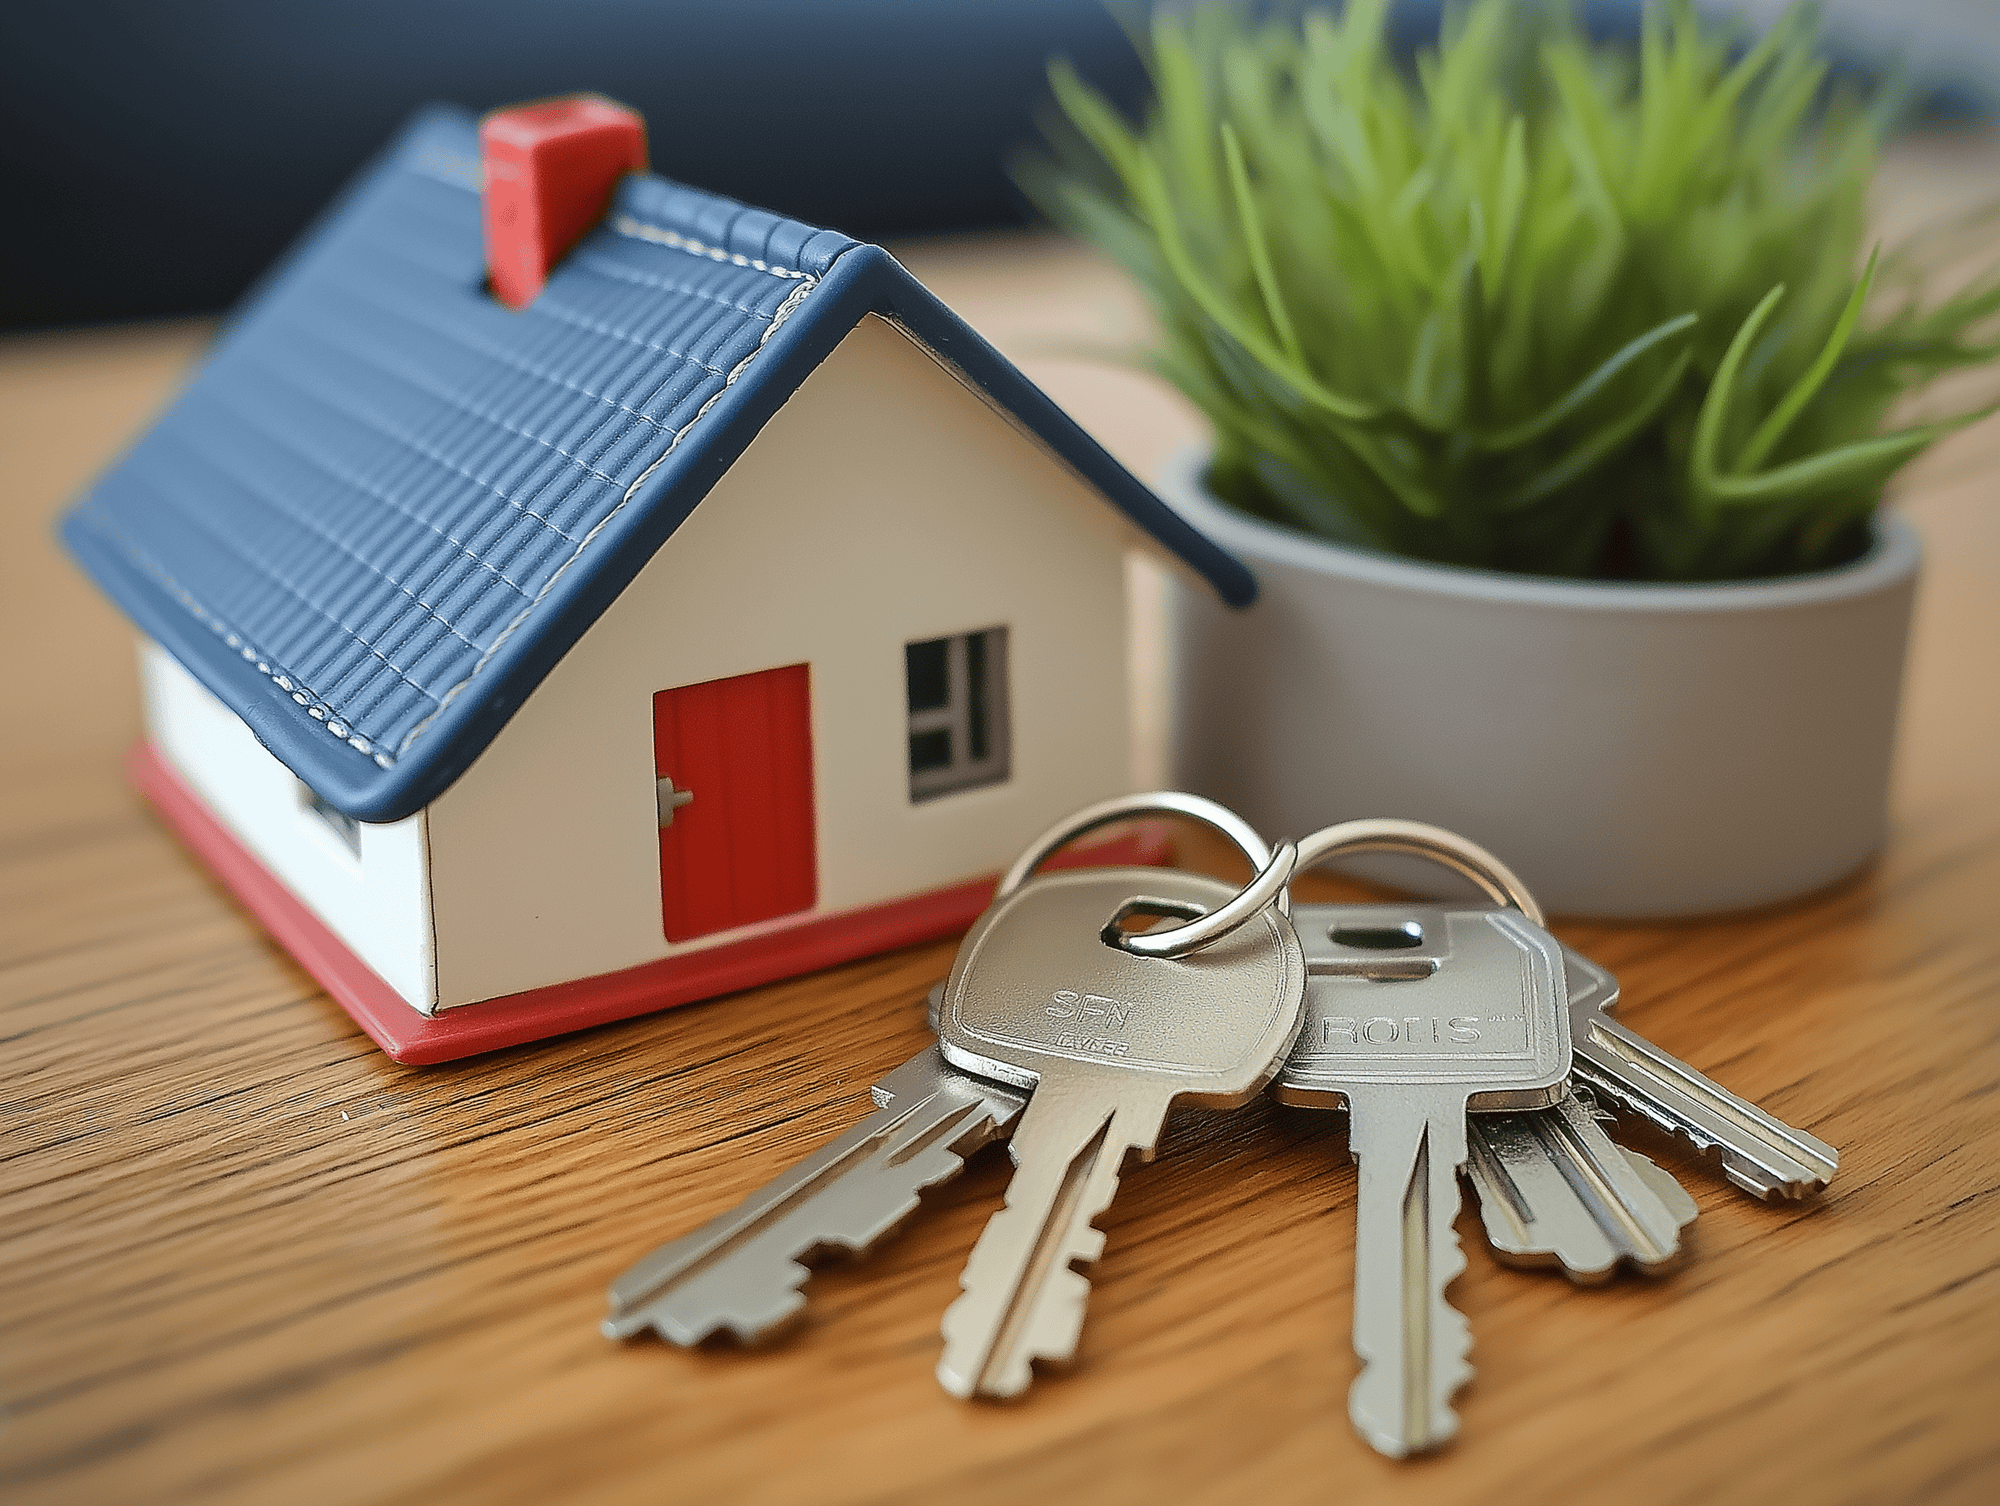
top-left (601, 795), bottom-right (1838, 1459)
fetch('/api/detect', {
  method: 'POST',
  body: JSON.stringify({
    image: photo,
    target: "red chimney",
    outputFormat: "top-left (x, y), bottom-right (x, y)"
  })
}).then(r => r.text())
top-left (480, 96), bottom-right (648, 310)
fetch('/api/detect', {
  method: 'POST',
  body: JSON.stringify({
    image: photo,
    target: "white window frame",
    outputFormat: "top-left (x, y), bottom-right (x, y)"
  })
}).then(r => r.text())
top-left (906, 626), bottom-right (1010, 801)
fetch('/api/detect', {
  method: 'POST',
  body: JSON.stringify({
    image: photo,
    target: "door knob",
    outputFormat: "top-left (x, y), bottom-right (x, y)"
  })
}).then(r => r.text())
top-left (656, 775), bottom-right (695, 829)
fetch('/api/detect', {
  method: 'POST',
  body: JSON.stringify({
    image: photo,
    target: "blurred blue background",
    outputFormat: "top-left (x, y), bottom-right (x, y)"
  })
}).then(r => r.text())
top-left (4, 0), bottom-right (1994, 331)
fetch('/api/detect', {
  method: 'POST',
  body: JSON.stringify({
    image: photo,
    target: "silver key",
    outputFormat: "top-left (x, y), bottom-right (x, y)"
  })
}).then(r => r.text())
top-left (1566, 947), bottom-right (1838, 1199)
top-left (1296, 907), bottom-right (1696, 1285)
top-left (933, 865), bottom-right (1305, 1399)
top-left (602, 1043), bottom-right (1026, 1346)
top-left (1465, 1086), bottom-right (1697, 1283)
top-left (1276, 903), bottom-right (1570, 1457)
top-left (1461, 949), bottom-right (1696, 1281)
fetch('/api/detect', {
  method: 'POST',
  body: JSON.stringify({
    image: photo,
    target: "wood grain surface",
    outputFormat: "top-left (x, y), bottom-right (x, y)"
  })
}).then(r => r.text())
top-left (4, 140), bottom-right (1999, 1506)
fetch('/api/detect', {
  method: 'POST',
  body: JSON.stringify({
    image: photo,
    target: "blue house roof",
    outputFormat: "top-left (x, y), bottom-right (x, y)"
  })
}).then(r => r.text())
top-left (63, 107), bottom-right (1252, 824)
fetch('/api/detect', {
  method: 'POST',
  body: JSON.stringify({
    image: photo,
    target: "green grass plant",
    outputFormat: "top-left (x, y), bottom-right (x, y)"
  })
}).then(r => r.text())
top-left (1022, 0), bottom-right (2000, 580)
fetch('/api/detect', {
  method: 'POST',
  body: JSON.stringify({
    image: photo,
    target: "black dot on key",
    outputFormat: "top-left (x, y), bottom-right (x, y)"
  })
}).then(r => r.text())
top-left (1331, 921), bottom-right (1425, 950)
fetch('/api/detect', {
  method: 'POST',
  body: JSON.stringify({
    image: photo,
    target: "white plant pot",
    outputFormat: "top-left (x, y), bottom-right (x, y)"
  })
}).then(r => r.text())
top-left (1157, 445), bottom-right (1922, 918)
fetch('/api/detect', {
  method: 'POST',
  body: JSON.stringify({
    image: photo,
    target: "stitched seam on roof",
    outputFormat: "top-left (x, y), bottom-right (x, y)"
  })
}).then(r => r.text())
top-left (334, 244), bottom-right (738, 389)
top-left (204, 385), bottom-right (534, 597)
top-left (566, 246), bottom-right (788, 321)
top-left (287, 317), bottom-right (624, 489)
top-left (346, 186), bottom-right (771, 380)
top-left (617, 302), bottom-right (754, 424)
top-left (249, 350), bottom-right (582, 542)
top-left (371, 200), bottom-right (801, 324)
top-left (272, 248), bottom-right (642, 513)
top-left (522, 289), bottom-right (746, 380)
top-left (112, 321), bottom-right (620, 749)
top-left (613, 274), bottom-right (815, 508)
top-left (393, 266), bottom-right (821, 757)
top-left (116, 467), bottom-right (446, 717)
top-left (298, 259), bottom-right (749, 586)
top-left (361, 286), bottom-right (702, 431)
top-left (394, 147), bottom-right (821, 286)
top-left (78, 495), bottom-right (407, 766)
top-left (231, 248), bottom-right (654, 720)
top-left (608, 215), bottom-right (811, 281)
top-left (343, 216), bottom-right (756, 387)
top-left (316, 234), bottom-right (724, 494)
top-left (163, 422), bottom-right (486, 655)
top-left (138, 476), bottom-right (444, 716)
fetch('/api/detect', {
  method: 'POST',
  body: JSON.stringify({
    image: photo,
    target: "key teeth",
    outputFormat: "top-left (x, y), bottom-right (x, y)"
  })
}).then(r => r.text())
top-left (1692, 1133), bottom-right (1832, 1201)
top-left (603, 1078), bottom-right (1021, 1354)
top-left (1349, 1218), bottom-right (1474, 1459)
top-left (1719, 1147), bottom-right (1834, 1202)
top-left (938, 1219), bottom-right (1106, 1401)
top-left (605, 1275), bottom-right (811, 1349)
top-left (1350, 1311), bottom-right (1473, 1459)
top-left (606, 1177), bottom-right (943, 1351)
top-left (938, 1260), bottom-right (1097, 1400)
top-left (1583, 1073), bottom-right (1836, 1201)
top-left (1528, 1148), bottom-right (1693, 1285)
top-left (1575, 1033), bottom-right (1840, 1201)
top-left (934, 1356), bottom-right (982, 1401)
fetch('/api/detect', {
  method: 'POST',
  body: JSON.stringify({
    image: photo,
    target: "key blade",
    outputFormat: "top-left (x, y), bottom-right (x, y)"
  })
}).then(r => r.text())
top-left (1467, 1093), bottom-right (1696, 1284)
top-left (605, 1046), bottom-right (1025, 1346)
top-left (936, 1090), bottom-right (1160, 1399)
top-left (1575, 1016), bottom-right (1838, 1199)
top-left (1348, 1105), bottom-right (1473, 1458)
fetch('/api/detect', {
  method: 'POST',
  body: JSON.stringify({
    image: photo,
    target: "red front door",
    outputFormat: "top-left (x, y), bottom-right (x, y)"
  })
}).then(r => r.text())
top-left (653, 664), bottom-right (817, 943)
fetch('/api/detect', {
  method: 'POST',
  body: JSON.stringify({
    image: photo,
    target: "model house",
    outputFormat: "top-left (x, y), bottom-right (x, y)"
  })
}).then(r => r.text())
top-left (61, 100), bottom-right (1252, 1063)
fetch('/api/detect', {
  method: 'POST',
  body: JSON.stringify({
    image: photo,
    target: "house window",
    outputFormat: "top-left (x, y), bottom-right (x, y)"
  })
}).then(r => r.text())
top-left (906, 627), bottom-right (1010, 801)
top-left (299, 780), bottom-right (362, 858)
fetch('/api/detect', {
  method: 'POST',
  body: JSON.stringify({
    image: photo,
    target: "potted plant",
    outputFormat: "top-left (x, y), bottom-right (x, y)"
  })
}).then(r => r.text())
top-left (1023, 0), bottom-right (2000, 915)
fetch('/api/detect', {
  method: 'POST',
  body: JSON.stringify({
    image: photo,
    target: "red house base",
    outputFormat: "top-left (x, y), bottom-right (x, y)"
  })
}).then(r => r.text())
top-left (129, 742), bottom-right (1170, 1065)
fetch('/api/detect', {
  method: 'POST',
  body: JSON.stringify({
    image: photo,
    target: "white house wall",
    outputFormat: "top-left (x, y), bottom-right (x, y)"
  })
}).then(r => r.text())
top-left (140, 640), bottom-right (437, 1010)
top-left (423, 313), bottom-right (1139, 1011)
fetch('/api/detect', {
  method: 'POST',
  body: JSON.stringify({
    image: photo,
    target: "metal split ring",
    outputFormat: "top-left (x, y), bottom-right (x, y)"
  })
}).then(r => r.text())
top-left (995, 791), bottom-right (1296, 960)
top-left (1288, 817), bottom-right (1545, 925)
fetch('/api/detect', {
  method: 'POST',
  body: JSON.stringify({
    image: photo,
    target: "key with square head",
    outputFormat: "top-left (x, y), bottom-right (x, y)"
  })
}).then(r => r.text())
top-left (1274, 821), bottom-right (1571, 1458)
top-left (932, 792), bottom-right (1306, 1399)
top-left (1564, 947), bottom-right (1837, 1200)
top-left (602, 1042), bottom-right (1027, 1347)
top-left (1298, 907), bottom-right (1697, 1284)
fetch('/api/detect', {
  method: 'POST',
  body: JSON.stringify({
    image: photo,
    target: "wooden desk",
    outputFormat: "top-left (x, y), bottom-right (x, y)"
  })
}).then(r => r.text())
top-left (4, 142), bottom-right (1999, 1506)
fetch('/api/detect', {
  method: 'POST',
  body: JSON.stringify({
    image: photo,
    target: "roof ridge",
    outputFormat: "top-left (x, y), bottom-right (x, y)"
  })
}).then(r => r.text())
top-left (604, 214), bottom-right (817, 284)
top-left (608, 171), bottom-right (860, 284)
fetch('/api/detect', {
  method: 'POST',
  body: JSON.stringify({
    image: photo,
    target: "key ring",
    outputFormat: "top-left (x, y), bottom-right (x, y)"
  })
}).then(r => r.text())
top-left (995, 791), bottom-right (1297, 960)
top-left (1289, 817), bottom-right (1545, 926)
